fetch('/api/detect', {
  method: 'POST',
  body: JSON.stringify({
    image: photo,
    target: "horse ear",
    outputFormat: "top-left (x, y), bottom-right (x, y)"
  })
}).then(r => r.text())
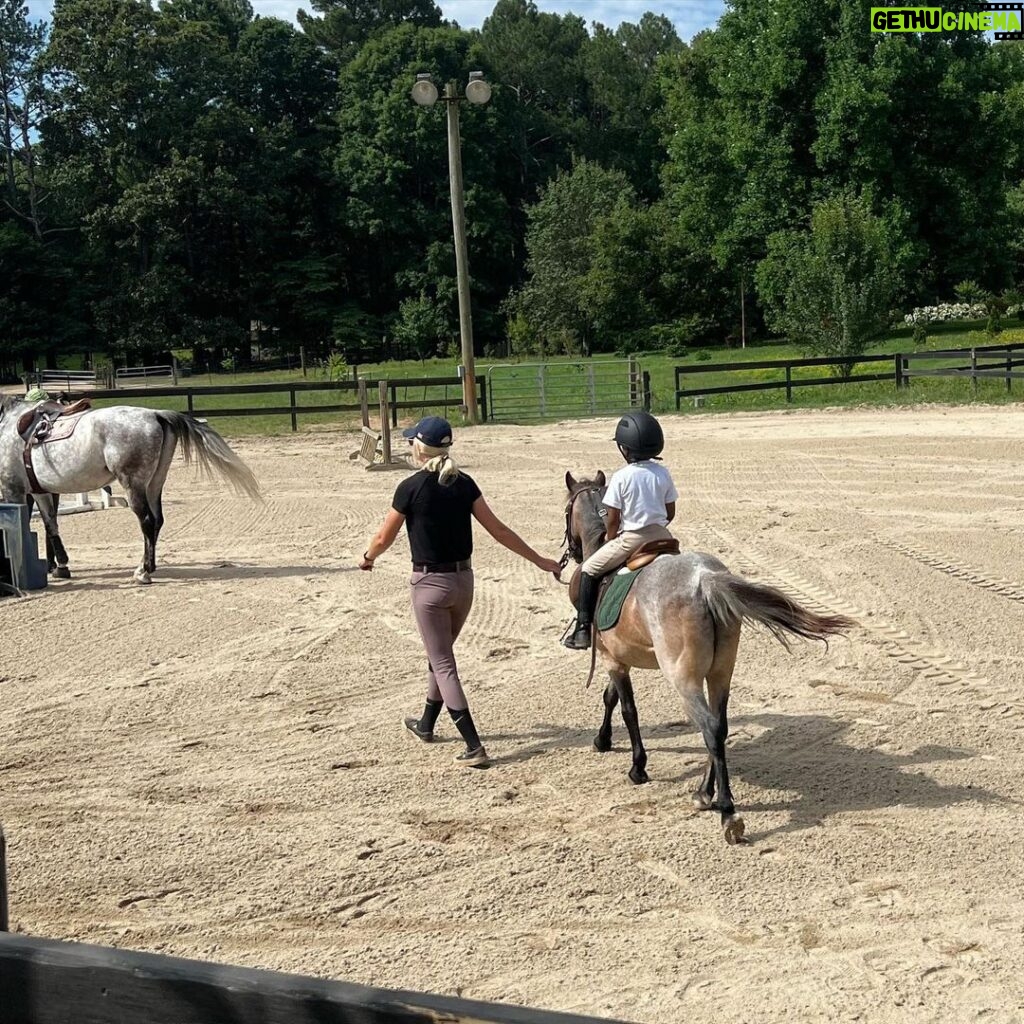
top-left (565, 471), bottom-right (576, 492)
top-left (595, 470), bottom-right (606, 487)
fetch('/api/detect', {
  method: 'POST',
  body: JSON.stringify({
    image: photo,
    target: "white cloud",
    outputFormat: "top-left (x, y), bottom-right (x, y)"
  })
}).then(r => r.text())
top-left (26, 0), bottom-right (725, 43)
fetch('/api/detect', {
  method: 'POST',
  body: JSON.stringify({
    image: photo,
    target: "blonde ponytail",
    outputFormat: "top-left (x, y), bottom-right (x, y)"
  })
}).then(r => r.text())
top-left (413, 439), bottom-right (461, 485)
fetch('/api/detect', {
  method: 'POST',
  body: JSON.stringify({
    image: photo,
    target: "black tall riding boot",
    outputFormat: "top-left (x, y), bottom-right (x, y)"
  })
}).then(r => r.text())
top-left (563, 572), bottom-right (599, 650)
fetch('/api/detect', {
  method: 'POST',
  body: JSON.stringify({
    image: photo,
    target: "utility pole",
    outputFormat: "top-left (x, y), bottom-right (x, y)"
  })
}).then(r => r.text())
top-left (411, 71), bottom-right (491, 425)
top-left (444, 82), bottom-right (478, 423)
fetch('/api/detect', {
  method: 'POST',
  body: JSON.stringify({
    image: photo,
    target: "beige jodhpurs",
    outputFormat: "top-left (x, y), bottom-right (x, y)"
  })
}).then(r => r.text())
top-left (581, 523), bottom-right (674, 576)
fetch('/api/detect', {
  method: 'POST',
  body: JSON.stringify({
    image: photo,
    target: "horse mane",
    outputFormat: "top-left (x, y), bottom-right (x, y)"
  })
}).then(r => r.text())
top-left (0, 394), bottom-right (24, 417)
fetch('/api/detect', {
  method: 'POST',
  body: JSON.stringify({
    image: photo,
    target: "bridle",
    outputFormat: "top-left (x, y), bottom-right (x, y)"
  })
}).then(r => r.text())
top-left (559, 484), bottom-right (606, 575)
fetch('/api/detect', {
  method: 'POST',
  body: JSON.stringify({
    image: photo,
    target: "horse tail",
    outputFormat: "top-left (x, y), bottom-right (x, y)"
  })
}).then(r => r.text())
top-left (699, 571), bottom-right (855, 650)
top-left (155, 411), bottom-right (262, 501)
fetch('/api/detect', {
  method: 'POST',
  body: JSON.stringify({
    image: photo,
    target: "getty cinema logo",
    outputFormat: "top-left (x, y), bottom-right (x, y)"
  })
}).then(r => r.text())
top-left (871, 4), bottom-right (1024, 38)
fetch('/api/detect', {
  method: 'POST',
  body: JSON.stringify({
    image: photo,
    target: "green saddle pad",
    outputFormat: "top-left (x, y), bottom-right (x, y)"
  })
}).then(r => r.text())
top-left (595, 567), bottom-right (643, 631)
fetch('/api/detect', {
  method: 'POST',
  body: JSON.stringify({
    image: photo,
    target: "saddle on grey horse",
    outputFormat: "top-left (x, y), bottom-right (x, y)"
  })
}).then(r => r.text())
top-left (18, 399), bottom-right (92, 494)
top-left (17, 398), bottom-right (92, 444)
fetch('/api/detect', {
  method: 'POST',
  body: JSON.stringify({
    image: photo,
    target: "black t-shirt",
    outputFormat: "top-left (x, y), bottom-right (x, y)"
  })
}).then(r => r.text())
top-left (392, 470), bottom-right (482, 564)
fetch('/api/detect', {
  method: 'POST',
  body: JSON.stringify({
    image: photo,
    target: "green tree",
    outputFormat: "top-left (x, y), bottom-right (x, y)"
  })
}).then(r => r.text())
top-left (298, 0), bottom-right (443, 60)
top-left (511, 159), bottom-right (633, 355)
top-left (581, 14), bottom-right (682, 197)
top-left (392, 292), bottom-right (449, 361)
top-left (756, 195), bottom-right (896, 373)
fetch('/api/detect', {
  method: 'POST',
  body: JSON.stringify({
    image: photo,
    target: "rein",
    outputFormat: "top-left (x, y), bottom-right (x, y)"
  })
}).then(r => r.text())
top-left (559, 484), bottom-right (605, 579)
top-left (560, 483), bottom-right (607, 690)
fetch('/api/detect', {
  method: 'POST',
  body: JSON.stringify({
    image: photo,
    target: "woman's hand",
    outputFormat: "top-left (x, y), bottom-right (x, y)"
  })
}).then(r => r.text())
top-left (536, 556), bottom-right (562, 577)
top-left (360, 510), bottom-right (406, 572)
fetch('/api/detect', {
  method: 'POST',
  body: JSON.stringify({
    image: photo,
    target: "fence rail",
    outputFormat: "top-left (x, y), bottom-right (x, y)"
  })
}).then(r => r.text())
top-left (486, 359), bottom-right (647, 422)
top-left (115, 364), bottom-right (176, 388)
top-left (900, 345), bottom-right (1024, 391)
top-left (32, 370), bottom-right (100, 392)
top-left (53, 376), bottom-right (485, 432)
top-left (675, 343), bottom-right (1024, 407)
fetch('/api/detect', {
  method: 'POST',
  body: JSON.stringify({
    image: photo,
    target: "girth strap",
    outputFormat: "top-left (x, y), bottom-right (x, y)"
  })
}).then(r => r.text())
top-left (22, 442), bottom-right (47, 495)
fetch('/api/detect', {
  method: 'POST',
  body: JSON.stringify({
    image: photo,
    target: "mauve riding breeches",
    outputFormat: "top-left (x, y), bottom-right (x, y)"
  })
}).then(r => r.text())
top-left (409, 570), bottom-right (475, 711)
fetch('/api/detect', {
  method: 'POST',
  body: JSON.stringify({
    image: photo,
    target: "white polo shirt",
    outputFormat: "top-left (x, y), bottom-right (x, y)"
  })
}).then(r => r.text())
top-left (603, 461), bottom-right (678, 531)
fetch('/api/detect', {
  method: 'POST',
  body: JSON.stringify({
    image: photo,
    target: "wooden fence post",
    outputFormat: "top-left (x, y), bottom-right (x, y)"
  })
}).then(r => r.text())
top-left (894, 353), bottom-right (903, 389)
top-left (300, 347), bottom-right (307, 378)
top-left (642, 370), bottom-right (651, 411)
top-left (289, 387), bottom-right (297, 432)
top-left (971, 348), bottom-right (978, 393)
top-left (785, 365), bottom-right (793, 402)
top-left (186, 390), bottom-right (194, 416)
top-left (378, 381), bottom-right (391, 458)
top-left (1007, 353), bottom-right (1013, 393)
top-left (358, 378), bottom-right (369, 427)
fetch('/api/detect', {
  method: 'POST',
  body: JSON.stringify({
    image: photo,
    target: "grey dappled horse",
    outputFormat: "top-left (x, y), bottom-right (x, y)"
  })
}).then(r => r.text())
top-left (563, 472), bottom-right (855, 844)
top-left (0, 398), bottom-right (260, 584)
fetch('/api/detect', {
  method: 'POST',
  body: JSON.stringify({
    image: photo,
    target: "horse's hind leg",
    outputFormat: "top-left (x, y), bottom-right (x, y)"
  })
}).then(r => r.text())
top-left (593, 681), bottom-right (619, 753)
top-left (143, 422), bottom-right (176, 575)
top-left (609, 665), bottom-right (648, 785)
top-left (662, 620), bottom-right (744, 844)
top-left (125, 483), bottom-right (157, 584)
top-left (697, 629), bottom-right (745, 844)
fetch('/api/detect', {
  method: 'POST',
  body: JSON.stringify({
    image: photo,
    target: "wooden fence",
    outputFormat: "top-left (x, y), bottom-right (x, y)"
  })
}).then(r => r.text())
top-left (56, 377), bottom-right (486, 432)
top-left (675, 342), bottom-right (1024, 408)
top-left (0, 829), bottom-right (622, 1024)
top-left (899, 344), bottom-right (1024, 389)
top-left (0, 933), bottom-right (624, 1024)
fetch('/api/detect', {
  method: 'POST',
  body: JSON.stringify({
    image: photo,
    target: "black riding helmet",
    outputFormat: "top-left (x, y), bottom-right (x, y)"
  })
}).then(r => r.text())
top-left (614, 410), bottom-right (664, 462)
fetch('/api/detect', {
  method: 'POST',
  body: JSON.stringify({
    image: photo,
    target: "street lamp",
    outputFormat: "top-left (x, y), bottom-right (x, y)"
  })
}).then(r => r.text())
top-left (411, 71), bottom-right (491, 424)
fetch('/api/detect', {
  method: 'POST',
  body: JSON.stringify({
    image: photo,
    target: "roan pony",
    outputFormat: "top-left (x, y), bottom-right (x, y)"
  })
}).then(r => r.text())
top-left (563, 471), bottom-right (855, 844)
top-left (0, 398), bottom-right (261, 584)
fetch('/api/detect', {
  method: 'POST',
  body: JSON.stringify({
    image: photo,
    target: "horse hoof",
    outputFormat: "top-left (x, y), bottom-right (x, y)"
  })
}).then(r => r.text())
top-left (133, 569), bottom-right (152, 585)
top-left (723, 816), bottom-right (747, 845)
top-left (53, 566), bottom-right (71, 580)
top-left (628, 766), bottom-right (649, 786)
top-left (692, 791), bottom-right (713, 811)
top-left (593, 735), bottom-right (612, 753)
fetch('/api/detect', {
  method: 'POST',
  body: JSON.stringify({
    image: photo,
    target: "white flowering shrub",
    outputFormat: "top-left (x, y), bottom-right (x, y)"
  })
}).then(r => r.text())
top-left (904, 302), bottom-right (987, 325)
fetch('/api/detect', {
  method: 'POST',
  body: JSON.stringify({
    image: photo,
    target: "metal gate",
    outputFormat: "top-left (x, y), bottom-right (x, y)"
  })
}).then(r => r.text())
top-left (485, 359), bottom-right (647, 423)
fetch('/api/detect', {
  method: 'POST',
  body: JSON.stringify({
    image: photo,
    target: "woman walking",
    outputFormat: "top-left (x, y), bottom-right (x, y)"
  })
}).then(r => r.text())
top-left (360, 416), bottom-right (561, 768)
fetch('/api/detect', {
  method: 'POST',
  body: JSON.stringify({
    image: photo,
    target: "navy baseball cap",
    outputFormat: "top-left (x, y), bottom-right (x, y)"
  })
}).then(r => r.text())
top-left (402, 416), bottom-right (453, 448)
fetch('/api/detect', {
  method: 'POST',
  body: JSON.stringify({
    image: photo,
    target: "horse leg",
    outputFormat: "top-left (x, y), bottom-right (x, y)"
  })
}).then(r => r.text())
top-left (126, 484), bottom-right (157, 584)
top-left (142, 422), bottom-right (175, 575)
top-left (692, 630), bottom-right (741, 815)
top-left (593, 681), bottom-right (619, 753)
top-left (611, 667), bottom-right (648, 785)
top-left (686, 630), bottom-right (744, 844)
top-left (35, 493), bottom-right (71, 579)
top-left (25, 495), bottom-right (51, 572)
top-left (694, 756), bottom-right (716, 811)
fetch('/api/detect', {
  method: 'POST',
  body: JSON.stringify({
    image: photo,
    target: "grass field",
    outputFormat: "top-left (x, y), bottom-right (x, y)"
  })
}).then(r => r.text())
top-left (63, 317), bottom-right (1024, 434)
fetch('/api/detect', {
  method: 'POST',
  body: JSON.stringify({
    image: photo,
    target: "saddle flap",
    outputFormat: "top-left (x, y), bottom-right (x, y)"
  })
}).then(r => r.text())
top-left (16, 411), bottom-right (37, 438)
top-left (625, 538), bottom-right (680, 572)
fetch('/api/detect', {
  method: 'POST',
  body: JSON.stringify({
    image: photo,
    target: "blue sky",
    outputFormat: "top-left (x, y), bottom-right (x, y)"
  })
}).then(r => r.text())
top-left (24, 1), bottom-right (727, 43)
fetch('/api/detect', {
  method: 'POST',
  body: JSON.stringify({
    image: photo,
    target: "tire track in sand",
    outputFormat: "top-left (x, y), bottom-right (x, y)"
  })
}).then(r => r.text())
top-left (690, 522), bottom-right (993, 705)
